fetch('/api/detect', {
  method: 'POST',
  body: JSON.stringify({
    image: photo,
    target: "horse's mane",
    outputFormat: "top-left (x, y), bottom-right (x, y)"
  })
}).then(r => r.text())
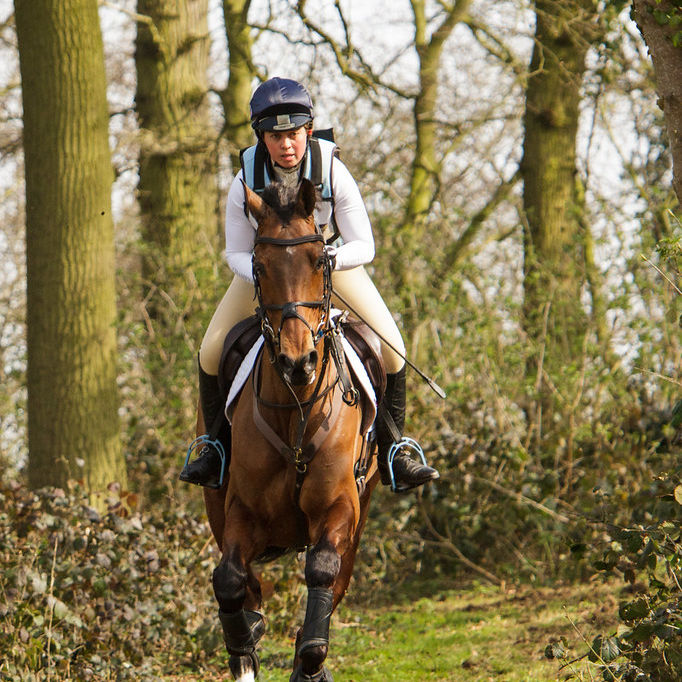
top-left (261, 181), bottom-right (303, 224)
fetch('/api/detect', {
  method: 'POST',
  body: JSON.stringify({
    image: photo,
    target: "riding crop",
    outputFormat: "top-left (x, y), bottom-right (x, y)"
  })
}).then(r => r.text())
top-left (331, 288), bottom-right (447, 400)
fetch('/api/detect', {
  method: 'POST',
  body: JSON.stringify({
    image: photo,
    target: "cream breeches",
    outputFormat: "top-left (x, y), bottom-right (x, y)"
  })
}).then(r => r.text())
top-left (198, 266), bottom-right (406, 376)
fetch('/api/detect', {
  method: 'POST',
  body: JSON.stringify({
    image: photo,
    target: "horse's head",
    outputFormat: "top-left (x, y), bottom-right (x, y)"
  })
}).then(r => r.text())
top-left (244, 178), bottom-right (332, 387)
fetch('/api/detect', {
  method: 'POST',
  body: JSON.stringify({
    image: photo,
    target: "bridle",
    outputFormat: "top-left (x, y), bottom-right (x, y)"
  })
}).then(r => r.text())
top-left (251, 223), bottom-right (358, 410)
top-left (252, 230), bottom-right (333, 358)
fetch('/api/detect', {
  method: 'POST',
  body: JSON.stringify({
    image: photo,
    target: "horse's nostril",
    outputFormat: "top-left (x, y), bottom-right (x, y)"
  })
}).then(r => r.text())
top-left (278, 350), bottom-right (318, 385)
top-left (278, 353), bottom-right (295, 373)
top-left (304, 350), bottom-right (318, 370)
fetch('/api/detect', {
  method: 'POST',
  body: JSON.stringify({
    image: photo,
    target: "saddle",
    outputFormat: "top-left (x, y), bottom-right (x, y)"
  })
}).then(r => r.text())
top-left (338, 317), bottom-right (386, 434)
top-left (218, 314), bottom-right (386, 435)
top-left (217, 315), bottom-right (262, 399)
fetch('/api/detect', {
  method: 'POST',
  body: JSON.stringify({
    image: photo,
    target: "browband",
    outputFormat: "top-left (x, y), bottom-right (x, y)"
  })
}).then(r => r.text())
top-left (255, 233), bottom-right (324, 247)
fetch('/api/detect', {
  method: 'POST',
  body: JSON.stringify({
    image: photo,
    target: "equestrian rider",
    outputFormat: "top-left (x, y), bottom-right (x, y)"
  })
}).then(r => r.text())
top-left (179, 77), bottom-right (439, 493)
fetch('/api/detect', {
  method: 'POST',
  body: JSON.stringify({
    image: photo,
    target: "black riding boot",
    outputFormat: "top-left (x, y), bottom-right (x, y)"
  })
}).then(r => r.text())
top-left (179, 361), bottom-right (231, 489)
top-left (376, 366), bottom-right (439, 493)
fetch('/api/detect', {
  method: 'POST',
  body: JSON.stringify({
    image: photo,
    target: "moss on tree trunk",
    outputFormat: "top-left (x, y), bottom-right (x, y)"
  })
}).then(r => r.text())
top-left (135, 0), bottom-right (219, 318)
top-left (16, 0), bottom-right (126, 493)
top-left (222, 0), bottom-right (257, 170)
top-left (520, 0), bottom-right (596, 443)
top-left (632, 0), bottom-right (682, 205)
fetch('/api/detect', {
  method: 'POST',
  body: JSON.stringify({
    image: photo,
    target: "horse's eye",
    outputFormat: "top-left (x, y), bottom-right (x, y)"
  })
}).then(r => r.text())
top-left (253, 261), bottom-right (265, 277)
top-left (314, 256), bottom-right (326, 271)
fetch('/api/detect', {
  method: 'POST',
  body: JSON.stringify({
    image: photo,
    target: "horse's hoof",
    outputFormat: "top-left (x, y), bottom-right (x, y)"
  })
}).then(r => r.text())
top-left (229, 651), bottom-right (260, 681)
top-left (289, 665), bottom-right (333, 682)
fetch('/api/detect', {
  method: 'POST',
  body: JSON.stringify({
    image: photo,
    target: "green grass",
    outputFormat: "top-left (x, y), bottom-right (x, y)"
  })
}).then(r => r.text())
top-left (178, 581), bottom-right (621, 681)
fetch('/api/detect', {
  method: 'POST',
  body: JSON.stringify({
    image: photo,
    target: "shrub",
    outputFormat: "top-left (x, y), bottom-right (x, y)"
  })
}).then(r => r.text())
top-left (0, 480), bottom-right (225, 679)
top-left (546, 470), bottom-right (682, 681)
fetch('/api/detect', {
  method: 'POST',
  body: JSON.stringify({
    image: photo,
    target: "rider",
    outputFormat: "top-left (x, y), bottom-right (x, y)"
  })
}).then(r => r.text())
top-left (179, 77), bottom-right (439, 493)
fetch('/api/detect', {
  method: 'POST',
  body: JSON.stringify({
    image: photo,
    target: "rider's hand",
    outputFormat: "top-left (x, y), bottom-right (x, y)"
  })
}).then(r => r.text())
top-left (324, 245), bottom-right (338, 271)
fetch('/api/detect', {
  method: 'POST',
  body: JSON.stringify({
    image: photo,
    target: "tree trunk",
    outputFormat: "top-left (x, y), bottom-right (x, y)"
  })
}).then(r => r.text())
top-left (520, 0), bottom-right (595, 442)
top-left (222, 0), bottom-right (256, 170)
top-left (135, 0), bottom-right (220, 435)
top-left (135, 0), bottom-right (219, 317)
top-left (15, 0), bottom-right (126, 493)
top-left (632, 0), bottom-right (682, 204)
top-left (395, 0), bottom-right (471, 297)
top-left (408, 0), bottom-right (471, 222)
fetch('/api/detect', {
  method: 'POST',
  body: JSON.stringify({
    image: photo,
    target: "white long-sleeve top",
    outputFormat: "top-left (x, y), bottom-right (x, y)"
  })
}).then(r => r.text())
top-left (224, 156), bottom-right (375, 281)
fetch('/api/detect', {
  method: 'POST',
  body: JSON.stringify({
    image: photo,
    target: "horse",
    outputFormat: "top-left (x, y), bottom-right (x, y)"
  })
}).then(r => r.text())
top-left (203, 178), bottom-right (380, 682)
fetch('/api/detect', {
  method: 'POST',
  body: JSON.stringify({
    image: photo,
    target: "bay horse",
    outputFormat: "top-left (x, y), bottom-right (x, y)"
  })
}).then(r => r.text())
top-left (203, 178), bottom-right (379, 682)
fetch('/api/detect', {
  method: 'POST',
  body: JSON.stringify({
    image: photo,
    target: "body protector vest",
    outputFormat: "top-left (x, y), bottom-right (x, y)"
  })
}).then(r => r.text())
top-left (240, 136), bottom-right (342, 247)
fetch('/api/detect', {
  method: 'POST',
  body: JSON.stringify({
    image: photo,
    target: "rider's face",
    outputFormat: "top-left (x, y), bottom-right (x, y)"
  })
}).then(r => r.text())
top-left (262, 127), bottom-right (309, 168)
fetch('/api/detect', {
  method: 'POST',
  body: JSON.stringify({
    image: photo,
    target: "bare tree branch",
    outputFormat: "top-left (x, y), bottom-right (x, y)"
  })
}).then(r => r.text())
top-left (437, 168), bottom-right (521, 278)
top-left (418, 500), bottom-right (503, 585)
top-left (295, 0), bottom-right (413, 99)
top-left (464, 18), bottom-right (526, 77)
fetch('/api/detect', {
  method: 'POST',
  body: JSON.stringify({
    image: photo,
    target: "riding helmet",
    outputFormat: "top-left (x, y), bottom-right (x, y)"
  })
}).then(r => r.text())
top-left (250, 77), bottom-right (314, 132)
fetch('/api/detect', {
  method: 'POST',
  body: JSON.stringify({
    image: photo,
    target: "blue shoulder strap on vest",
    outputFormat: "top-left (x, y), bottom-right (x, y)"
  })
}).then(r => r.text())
top-left (239, 141), bottom-right (270, 194)
top-left (308, 137), bottom-right (335, 201)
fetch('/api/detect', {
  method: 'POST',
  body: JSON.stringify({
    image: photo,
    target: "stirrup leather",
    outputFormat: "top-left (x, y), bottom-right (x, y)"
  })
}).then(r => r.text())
top-left (387, 437), bottom-right (427, 493)
top-left (184, 435), bottom-right (227, 487)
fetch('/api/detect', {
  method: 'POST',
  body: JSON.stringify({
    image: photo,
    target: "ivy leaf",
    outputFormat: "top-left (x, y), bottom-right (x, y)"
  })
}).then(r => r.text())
top-left (654, 623), bottom-right (678, 640)
top-left (624, 531), bottom-right (644, 553)
top-left (544, 640), bottom-right (567, 660)
top-left (601, 636), bottom-right (621, 663)
top-left (588, 635), bottom-right (621, 663)
top-left (628, 622), bottom-right (655, 643)
top-left (619, 598), bottom-right (650, 622)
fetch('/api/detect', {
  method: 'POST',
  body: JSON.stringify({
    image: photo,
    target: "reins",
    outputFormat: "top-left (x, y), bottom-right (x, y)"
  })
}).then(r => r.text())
top-left (251, 344), bottom-right (342, 475)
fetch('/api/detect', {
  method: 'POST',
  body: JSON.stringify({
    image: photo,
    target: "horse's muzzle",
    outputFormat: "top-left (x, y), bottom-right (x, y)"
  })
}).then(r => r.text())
top-left (278, 349), bottom-right (318, 386)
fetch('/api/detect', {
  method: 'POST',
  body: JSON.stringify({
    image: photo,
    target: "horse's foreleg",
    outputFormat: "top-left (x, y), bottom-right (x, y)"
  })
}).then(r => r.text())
top-left (213, 502), bottom-right (265, 682)
top-left (203, 486), bottom-right (227, 550)
top-left (292, 498), bottom-right (355, 682)
top-left (331, 478), bottom-right (377, 609)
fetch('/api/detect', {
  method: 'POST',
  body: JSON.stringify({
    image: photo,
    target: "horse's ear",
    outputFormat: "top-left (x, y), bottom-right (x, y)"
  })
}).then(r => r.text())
top-left (241, 179), bottom-right (268, 222)
top-left (296, 178), bottom-right (317, 218)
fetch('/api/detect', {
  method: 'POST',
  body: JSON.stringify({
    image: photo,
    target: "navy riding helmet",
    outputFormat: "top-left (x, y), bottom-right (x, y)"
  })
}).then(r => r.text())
top-left (250, 77), bottom-right (314, 132)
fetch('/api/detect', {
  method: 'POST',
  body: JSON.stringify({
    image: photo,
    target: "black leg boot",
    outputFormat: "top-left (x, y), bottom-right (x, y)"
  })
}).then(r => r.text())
top-left (376, 366), bottom-right (439, 493)
top-left (179, 360), bottom-right (231, 488)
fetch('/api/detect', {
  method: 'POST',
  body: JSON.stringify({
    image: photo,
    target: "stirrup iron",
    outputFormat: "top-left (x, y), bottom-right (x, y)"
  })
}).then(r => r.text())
top-left (184, 435), bottom-right (227, 487)
top-left (387, 437), bottom-right (427, 493)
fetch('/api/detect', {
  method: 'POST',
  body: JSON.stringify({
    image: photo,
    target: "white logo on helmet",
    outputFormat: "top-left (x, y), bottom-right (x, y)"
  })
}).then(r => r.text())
top-left (273, 114), bottom-right (293, 130)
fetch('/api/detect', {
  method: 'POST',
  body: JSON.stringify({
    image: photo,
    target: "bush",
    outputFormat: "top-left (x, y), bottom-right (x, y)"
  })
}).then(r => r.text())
top-left (546, 470), bottom-right (682, 681)
top-left (0, 480), bottom-right (224, 680)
